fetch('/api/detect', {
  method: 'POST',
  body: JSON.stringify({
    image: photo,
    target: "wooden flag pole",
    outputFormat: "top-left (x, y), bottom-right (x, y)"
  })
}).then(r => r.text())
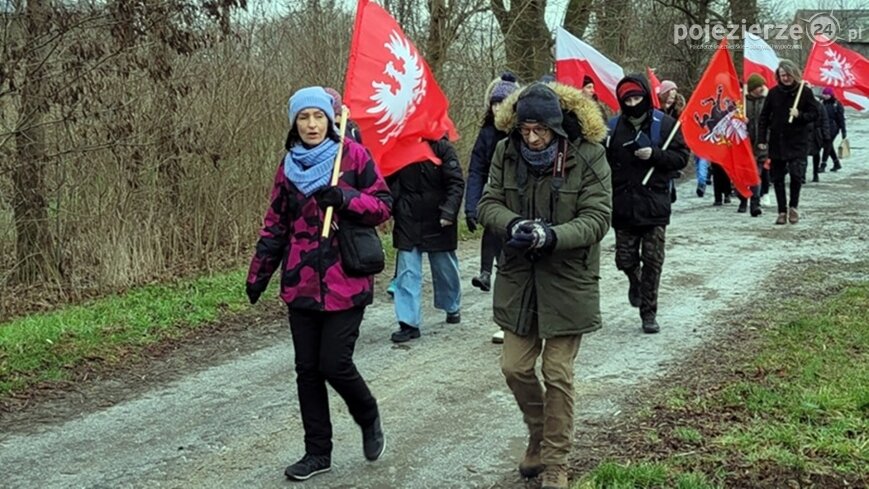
top-left (642, 119), bottom-right (681, 185)
top-left (321, 105), bottom-right (350, 239)
top-left (788, 80), bottom-right (805, 123)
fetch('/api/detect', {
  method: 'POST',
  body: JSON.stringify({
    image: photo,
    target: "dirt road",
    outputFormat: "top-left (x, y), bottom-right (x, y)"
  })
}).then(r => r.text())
top-left (2, 118), bottom-right (868, 489)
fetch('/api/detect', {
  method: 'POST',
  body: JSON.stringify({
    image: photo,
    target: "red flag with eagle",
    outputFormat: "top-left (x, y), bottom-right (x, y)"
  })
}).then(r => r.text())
top-left (679, 38), bottom-right (758, 198)
top-left (343, 0), bottom-right (458, 177)
top-left (803, 36), bottom-right (869, 97)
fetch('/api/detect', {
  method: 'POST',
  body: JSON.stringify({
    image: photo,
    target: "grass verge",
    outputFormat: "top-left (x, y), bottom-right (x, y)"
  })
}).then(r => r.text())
top-left (574, 283), bottom-right (869, 489)
top-left (1, 226), bottom-right (482, 398)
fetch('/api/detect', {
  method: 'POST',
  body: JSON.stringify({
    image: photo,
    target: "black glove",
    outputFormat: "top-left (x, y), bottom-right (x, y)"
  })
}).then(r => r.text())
top-left (466, 215), bottom-right (478, 233)
top-left (508, 220), bottom-right (557, 252)
top-left (246, 282), bottom-right (266, 305)
top-left (506, 219), bottom-right (535, 250)
top-left (316, 186), bottom-right (345, 210)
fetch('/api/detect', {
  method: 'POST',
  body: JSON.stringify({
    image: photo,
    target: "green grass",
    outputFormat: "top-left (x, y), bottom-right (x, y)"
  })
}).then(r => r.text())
top-left (577, 283), bottom-right (869, 487)
top-left (0, 268), bottom-right (276, 395)
top-left (0, 227), bottom-right (481, 397)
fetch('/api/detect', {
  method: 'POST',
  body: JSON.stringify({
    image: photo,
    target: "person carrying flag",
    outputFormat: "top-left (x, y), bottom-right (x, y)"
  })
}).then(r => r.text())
top-left (757, 59), bottom-right (819, 225)
top-left (606, 75), bottom-right (689, 334)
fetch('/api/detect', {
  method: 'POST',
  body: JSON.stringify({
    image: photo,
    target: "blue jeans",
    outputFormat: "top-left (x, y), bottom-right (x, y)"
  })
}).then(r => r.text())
top-left (394, 248), bottom-right (461, 328)
top-left (695, 157), bottom-right (710, 190)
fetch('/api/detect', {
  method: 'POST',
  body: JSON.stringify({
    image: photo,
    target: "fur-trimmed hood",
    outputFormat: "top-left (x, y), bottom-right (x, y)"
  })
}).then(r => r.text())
top-left (493, 82), bottom-right (608, 144)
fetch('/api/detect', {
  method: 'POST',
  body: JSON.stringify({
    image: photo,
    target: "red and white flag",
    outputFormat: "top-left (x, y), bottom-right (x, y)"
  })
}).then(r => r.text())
top-left (680, 38), bottom-right (758, 198)
top-left (647, 67), bottom-right (662, 109)
top-left (554, 27), bottom-right (624, 112)
top-left (743, 32), bottom-right (779, 89)
top-left (803, 36), bottom-right (869, 97)
top-left (837, 89), bottom-right (869, 112)
top-left (343, 0), bottom-right (458, 177)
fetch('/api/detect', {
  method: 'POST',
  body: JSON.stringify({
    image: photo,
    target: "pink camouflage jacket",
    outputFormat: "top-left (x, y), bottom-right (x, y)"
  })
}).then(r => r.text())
top-left (247, 140), bottom-right (392, 311)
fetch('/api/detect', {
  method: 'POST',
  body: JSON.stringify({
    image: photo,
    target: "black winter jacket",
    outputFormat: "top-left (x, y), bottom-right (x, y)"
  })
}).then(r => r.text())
top-left (388, 139), bottom-right (465, 252)
top-left (605, 77), bottom-right (689, 229)
top-left (465, 123), bottom-right (506, 218)
top-left (758, 83), bottom-right (819, 161)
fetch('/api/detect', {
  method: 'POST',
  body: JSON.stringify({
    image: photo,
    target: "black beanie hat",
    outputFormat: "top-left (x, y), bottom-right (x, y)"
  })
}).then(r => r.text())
top-left (515, 83), bottom-right (566, 138)
top-left (582, 75), bottom-right (594, 87)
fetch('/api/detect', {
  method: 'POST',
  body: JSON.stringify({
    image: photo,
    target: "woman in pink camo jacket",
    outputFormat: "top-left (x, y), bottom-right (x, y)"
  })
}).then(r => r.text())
top-left (246, 86), bottom-right (391, 481)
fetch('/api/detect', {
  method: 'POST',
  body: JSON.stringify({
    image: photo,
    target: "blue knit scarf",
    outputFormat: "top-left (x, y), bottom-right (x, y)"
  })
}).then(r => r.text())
top-left (520, 140), bottom-right (558, 169)
top-left (283, 139), bottom-right (340, 197)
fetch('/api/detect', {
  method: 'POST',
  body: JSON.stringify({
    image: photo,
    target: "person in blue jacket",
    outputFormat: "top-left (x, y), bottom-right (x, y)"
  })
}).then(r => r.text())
top-left (464, 72), bottom-right (520, 344)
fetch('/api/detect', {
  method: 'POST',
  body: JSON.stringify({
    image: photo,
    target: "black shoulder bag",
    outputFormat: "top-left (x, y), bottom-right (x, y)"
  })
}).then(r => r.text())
top-left (337, 221), bottom-right (385, 277)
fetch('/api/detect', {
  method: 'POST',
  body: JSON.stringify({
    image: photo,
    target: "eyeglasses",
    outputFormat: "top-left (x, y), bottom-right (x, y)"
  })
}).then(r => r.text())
top-left (519, 125), bottom-right (551, 137)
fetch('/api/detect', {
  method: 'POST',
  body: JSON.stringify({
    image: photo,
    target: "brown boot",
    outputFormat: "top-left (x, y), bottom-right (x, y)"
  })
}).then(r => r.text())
top-left (775, 213), bottom-right (787, 225)
top-left (541, 464), bottom-right (569, 489)
top-left (788, 207), bottom-right (799, 224)
top-left (518, 436), bottom-right (543, 478)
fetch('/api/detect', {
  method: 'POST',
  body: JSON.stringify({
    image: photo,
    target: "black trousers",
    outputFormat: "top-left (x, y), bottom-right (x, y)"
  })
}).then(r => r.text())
top-left (479, 227), bottom-right (503, 274)
top-left (711, 163), bottom-right (731, 203)
top-left (615, 226), bottom-right (666, 320)
top-left (821, 139), bottom-right (840, 168)
top-left (770, 158), bottom-right (806, 213)
top-left (289, 306), bottom-right (378, 456)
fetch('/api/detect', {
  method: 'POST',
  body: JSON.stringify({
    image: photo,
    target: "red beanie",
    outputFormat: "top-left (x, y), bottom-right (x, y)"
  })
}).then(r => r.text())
top-left (617, 81), bottom-right (645, 101)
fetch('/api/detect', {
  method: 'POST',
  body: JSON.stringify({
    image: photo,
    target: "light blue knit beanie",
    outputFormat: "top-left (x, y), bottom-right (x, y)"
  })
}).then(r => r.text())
top-left (288, 86), bottom-right (336, 127)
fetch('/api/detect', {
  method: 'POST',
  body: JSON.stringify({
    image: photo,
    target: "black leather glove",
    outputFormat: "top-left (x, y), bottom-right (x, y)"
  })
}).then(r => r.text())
top-left (466, 215), bottom-right (478, 233)
top-left (316, 186), bottom-right (345, 210)
top-left (246, 282), bottom-right (266, 305)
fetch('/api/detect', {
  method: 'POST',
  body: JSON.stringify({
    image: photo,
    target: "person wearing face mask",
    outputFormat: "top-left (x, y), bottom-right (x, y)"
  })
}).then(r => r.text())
top-left (465, 72), bottom-right (520, 344)
top-left (477, 82), bottom-right (612, 489)
top-left (606, 75), bottom-right (689, 334)
top-left (757, 59), bottom-right (819, 225)
top-left (246, 86), bottom-right (391, 481)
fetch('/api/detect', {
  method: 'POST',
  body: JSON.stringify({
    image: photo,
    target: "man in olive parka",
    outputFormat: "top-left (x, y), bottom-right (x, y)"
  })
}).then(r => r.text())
top-left (477, 82), bottom-right (612, 489)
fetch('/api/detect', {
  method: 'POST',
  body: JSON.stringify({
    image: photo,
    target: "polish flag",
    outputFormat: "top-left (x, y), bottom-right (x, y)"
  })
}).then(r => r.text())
top-left (555, 27), bottom-right (624, 112)
top-left (743, 32), bottom-right (778, 89)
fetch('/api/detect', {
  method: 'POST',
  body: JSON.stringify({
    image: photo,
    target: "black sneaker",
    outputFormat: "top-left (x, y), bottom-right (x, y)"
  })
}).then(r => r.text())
top-left (284, 454), bottom-right (331, 481)
top-left (723, 195), bottom-right (732, 204)
top-left (361, 416), bottom-right (386, 461)
top-left (713, 200), bottom-right (723, 206)
top-left (471, 271), bottom-right (491, 292)
top-left (737, 201), bottom-right (748, 213)
top-left (750, 204), bottom-right (762, 217)
top-left (642, 317), bottom-right (660, 334)
top-left (390, 323), bottom-right (420, 343)
top-left (446, 311), bottom-right (461, 324)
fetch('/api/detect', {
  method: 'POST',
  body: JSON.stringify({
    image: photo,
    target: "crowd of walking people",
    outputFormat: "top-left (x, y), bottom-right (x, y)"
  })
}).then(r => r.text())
top-left (243, 58), bottom-right (851, 488)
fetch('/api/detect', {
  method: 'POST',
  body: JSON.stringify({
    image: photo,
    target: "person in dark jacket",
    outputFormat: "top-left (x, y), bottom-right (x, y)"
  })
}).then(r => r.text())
top-left (757, 59), bottom-right (819, 225)
top-left (606, 74), bottom-right (689, 333)
top-left (820, 87), bottom-right (847, 172)
top-left (807, 94), bottom-right (830, 183)
top-left (466, 73), bottom-right (519, 291)
top-left (737, 73), bottom-right (769, 216)
top-left (247, 86), bottom-right (390, 481)
top-left (389, 138), bottom-right (465, 343)
top-left (465, 72), bottom-right (520, 344)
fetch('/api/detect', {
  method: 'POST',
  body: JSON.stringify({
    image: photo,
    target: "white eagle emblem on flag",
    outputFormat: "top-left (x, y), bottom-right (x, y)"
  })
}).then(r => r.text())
top-left (367, 31), bottom-right (427, 144)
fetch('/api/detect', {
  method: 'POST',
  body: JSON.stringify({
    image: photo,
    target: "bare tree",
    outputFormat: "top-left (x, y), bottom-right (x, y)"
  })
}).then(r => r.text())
top-left (490, 0), bottom-right (552, 82)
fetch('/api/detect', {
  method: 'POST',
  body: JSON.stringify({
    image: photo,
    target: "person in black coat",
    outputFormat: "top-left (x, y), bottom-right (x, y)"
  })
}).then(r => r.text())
top-left (757, 59), bottom-right (819, 225)
top-left (820, 87), bottom-right (847, 172)
top-left (606, 74), bottom-right (690, 334)
top-left (465, 73), bottom-right (519, 295)
top-left (807, 95), bottom-right (830, 183)
top-left (388, 138), bottom-right (465, 343)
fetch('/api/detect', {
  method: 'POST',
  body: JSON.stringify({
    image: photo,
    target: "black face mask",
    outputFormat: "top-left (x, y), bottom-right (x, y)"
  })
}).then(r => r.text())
top-left (620, 96), bottom-right (650, 118)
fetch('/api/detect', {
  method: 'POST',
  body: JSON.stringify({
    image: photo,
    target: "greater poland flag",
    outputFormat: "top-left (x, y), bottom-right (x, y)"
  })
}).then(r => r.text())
top-left (555, 27), bottom-right (624, 112)
top-left (744, 32), bottom-right (778, 89)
